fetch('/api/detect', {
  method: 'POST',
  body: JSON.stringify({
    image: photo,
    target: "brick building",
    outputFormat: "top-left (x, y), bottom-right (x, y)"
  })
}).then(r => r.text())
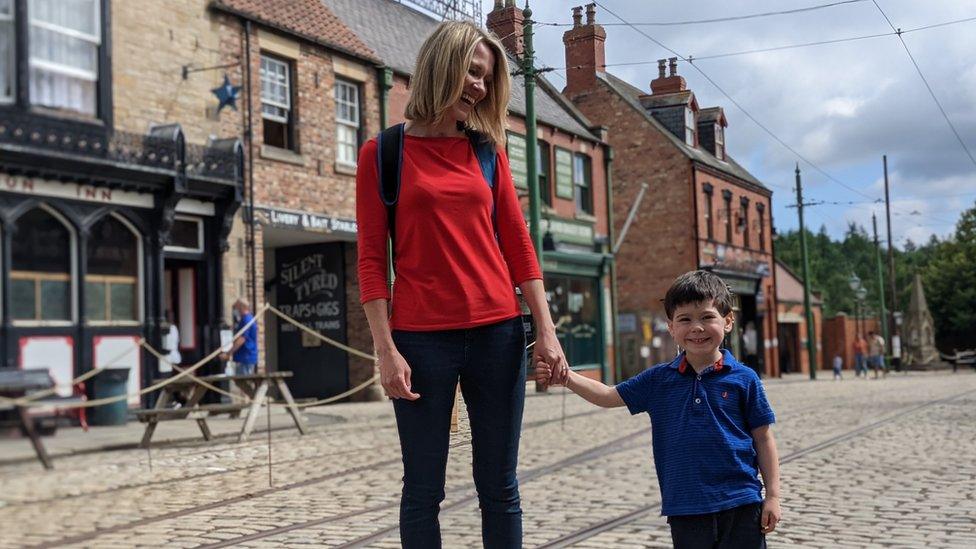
top-left (0, 0), bottom-right (242, 401)
top-left (560, 5), bottom-right (779, 378)
top-left (325, 0), bottom-right (617, 381)
top-left (204, 0), bottom-right (385, 400)
top-left (775, 260), bottom-right (823, 375)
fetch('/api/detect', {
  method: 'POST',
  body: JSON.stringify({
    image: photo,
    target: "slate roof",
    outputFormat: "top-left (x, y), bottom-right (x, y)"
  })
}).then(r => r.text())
top-left (323, 0), bottom-right (599, 141)
top-left (600, 72), bottom-right (766, 190)
top-left (211, 0), bottom-right (380, 63)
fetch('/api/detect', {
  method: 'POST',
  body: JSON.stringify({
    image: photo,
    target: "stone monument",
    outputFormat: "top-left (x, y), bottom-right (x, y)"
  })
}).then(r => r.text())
top-left (902, 274), bottom-right (942, 367)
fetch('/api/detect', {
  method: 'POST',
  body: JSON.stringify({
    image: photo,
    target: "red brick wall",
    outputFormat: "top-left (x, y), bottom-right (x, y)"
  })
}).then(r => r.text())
top-left (823, 314), bottom-right (881, 372)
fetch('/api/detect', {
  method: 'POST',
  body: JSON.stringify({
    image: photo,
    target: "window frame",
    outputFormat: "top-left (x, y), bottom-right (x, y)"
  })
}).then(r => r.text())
top-left (722, 190), bottom-right (733, 243)
top-left (740, 196), bottom-right (750, 248)
top-left (702, 183), bottom-right (714, 240)
top-left (10, 204), bottom-right (77, 327)
top-left (259, 52), bottom-right (296, 151)
top-left (538, 140), bottom-right (552, 207)
top-left (334, 78), bottom-right (361, 167)
top-left (27, 0), bottom-right (102, 116)
top-left (0, 0), bottom-right (13, 104)
top-left (684, 107), bottom-right (696, 146)
top-left (85, 213), bottom-right (143, 326)
top-left (715, 124), bottom-right (725, 160)
top-left (164, 215), bottom-right (205, 254)
top-left (757, 203), bottom-right (766, 252)
top-left (573, 153), bottom-right (593, 215)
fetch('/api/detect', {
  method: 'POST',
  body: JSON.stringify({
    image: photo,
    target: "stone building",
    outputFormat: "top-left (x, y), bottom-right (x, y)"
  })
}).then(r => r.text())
top-left (0, 0), bottom-right (242, 402)
top-left (560, 4), bottom-right (779, 377)
top-left (324, 0), bottom-right (618, 381)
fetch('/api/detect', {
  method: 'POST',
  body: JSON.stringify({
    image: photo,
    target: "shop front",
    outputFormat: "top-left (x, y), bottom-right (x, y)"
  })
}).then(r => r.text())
top-left (0, 119), bottom-right (242, 403)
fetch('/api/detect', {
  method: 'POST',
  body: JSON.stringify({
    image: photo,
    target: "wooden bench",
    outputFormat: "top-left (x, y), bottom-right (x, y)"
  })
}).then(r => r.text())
top-left (0, 369), bottom-right (72, 469)
top-left (135, 371), bottom-right (307, 447)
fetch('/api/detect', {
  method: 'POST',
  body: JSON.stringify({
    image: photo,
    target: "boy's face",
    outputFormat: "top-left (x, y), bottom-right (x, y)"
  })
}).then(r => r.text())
top-left (667, 300), bottom-right (734, 355)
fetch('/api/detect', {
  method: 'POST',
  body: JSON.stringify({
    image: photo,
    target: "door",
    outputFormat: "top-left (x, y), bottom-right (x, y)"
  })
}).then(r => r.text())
top-left (164, 260), bottom-right (204, 368)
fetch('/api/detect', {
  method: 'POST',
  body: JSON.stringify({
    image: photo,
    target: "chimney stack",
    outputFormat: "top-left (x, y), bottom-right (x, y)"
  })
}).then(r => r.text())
top-left (650, 57), bottom-right (687, 95)
top-left (562, 4), bottom-right (607, 95)
top-left (486, 0), bottom-right (524, 58)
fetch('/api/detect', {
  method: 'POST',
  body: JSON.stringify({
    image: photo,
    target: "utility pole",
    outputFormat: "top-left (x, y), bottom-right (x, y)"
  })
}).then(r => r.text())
top-left (872, 213), bottom-right (890, 370)
top-left (795, 165), bottom-right (817, 380)
top-left (522, 1), bottom-right (543, 262)
top-left (883, 156), bottom-right (897, 355)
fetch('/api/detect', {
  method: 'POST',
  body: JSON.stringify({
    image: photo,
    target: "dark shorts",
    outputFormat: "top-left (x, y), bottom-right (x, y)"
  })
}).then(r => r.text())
top-left (668, 502), bottom-right (766, 549)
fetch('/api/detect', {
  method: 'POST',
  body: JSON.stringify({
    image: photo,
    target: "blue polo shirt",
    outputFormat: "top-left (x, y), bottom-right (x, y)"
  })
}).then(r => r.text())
top-left (616, 349), bottom-right (775, 516)
top-left (232, 312), bottom-right (258, 365)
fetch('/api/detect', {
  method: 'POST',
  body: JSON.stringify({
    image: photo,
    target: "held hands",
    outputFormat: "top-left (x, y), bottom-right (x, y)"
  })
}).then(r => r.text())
top-left (761, 496), bottom-right (781, 533)
top-left (378, 348), bottom-right (420, 400)
top-left (533, 328), bottom-right (569, 388)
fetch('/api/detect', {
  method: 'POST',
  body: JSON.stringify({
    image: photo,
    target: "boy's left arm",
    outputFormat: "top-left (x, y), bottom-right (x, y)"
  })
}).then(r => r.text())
top-left (752, 425), bottom-right (782, 534)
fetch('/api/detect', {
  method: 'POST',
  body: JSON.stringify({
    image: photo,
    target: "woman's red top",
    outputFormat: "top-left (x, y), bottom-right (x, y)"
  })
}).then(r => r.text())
top-left (356, 134), bottom-right (542, 331)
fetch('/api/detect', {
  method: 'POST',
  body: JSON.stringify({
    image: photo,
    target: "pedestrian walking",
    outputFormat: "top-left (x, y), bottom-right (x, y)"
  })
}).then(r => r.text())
top-left (868, 330), bottom-right (885, 379)
top-left (832, 354), bottom-right (843, 380)
top-left (356, 21), bottom-right (568, 549)
top-left (537, 271), bottom-right (782, 547)
top-left (853, 335), bottom-right (868, 377)
top-left (219, 298), bottom-right (258, 375)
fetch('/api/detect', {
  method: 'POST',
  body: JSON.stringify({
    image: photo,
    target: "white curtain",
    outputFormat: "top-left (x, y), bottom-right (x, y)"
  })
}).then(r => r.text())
top-left (28, 0), bottom-right (100, 115)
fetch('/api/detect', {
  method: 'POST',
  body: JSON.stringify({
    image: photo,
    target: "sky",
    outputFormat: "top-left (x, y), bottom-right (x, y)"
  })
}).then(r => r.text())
top-left (468, 0), bottom-right (976, 248)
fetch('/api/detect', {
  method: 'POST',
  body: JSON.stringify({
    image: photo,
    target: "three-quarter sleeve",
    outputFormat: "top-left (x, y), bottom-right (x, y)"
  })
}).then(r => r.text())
top-left (356, 138), bottom-right (392, 304)
top-left (492, 148), bottom-right (542, 285)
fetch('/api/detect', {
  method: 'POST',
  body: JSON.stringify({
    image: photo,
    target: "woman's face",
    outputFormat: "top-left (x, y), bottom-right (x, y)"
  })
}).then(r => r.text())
top-left (449, 41), bottom-right (494, 124)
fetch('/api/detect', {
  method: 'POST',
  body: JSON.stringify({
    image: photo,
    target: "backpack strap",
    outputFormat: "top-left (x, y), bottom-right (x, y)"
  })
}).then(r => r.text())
top-left (465, 129), bottom-right (499, 238)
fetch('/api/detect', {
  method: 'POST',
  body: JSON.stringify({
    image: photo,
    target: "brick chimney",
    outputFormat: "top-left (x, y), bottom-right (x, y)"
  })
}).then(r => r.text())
top-left (563, 3), bottom-right (607, 95)
top-left (486, 0), bottom-right (524, 58)
top-left (650, 57), bottom-right (686, 95)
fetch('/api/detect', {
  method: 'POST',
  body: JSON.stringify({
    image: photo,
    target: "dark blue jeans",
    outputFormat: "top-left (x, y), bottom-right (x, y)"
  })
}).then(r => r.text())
top-left (392, 317), bottom-right (526, 549)
top-left (668, 502), bottom-right (766, 549)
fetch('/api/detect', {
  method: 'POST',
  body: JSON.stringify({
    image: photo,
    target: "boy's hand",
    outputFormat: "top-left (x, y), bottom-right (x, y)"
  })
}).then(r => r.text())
top-left (534, 361), bottom-right (553, 385)
top-left (761, 496), bottom-right (781, 533)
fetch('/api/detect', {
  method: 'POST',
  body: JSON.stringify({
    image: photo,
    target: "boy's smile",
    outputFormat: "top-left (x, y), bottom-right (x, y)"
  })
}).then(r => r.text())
top-left (668, 300), bottom-right (734, 368)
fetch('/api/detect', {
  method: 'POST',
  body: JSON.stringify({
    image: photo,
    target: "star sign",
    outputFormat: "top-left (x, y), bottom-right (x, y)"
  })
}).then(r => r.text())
top-left (212, 74), bottom-right (241, 113)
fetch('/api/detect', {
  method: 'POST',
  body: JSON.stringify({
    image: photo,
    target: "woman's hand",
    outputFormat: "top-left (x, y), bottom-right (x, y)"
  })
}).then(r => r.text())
top-left (533, 328), bottom-right (569, 386)
top-left (378, 348), bottom-right (420, 400)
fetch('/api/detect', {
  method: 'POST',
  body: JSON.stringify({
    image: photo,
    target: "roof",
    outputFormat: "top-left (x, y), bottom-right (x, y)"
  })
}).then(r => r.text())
top-left (323, 0), bottom-right (599, 141)
top-left (599, 72), bottom-right (766, 190)
top-left (211, 0), bottom-right (379, 63)
top-left (699, 107), bottom-right (727, 126)
top-left (640, 90), bottom-right (695, 110)
top-left (775, 260), bottom-right (823, 305)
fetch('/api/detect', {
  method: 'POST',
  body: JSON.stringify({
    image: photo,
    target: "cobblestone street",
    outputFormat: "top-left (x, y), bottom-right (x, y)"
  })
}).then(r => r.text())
top-left (1, 371), bottom-right (974, 548)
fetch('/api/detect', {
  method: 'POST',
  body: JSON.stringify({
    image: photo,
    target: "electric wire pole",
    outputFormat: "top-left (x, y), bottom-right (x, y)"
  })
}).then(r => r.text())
top-left (873, 213), bottom-right (890, 370)
top-left (522, 1), bottom-right (543, 261)
top-left (883, 156), bottom-right (897, 358)
top-left (795, 165), bottom-right (817, 379)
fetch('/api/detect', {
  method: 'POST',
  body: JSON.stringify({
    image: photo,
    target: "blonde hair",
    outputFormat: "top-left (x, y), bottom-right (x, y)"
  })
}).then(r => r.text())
top-left (405, 21), bottom-right (510, 145)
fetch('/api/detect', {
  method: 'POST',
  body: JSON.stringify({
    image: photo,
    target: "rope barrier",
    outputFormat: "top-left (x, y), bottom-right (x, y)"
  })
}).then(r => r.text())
top-left (138, 341), bottom-right (247, 402)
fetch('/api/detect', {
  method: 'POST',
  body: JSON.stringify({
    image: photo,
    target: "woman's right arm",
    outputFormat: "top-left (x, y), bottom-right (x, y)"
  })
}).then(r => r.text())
top-left (356, 139), bottom-right (419, 400)
top-left (363, 298), bottom-right (419, 400)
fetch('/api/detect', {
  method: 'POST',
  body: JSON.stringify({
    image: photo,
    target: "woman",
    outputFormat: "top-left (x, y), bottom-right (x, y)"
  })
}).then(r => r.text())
top-left (356, 20), bottom-right (568, 549)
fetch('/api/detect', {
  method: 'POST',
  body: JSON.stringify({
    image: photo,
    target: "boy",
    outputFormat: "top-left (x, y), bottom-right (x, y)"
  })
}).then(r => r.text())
top-left (538, 271), bottom-right (781, 548)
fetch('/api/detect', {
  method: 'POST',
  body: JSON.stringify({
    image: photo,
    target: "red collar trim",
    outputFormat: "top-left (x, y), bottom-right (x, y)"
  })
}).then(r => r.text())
top-left (678, 355), bottom-right (724, 375)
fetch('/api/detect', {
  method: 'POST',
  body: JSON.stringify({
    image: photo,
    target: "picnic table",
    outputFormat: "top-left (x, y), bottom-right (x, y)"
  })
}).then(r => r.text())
top-left (0, 369), bottom-right (83, 469)
top-left (135, 371), bottom-right (307, 447)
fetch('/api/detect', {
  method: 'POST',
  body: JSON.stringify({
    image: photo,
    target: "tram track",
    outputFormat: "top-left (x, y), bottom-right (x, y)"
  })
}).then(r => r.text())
top-left (533, 387), bottom-right (976, 548)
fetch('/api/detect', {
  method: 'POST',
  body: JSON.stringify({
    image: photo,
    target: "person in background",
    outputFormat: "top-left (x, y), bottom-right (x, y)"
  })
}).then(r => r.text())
top-left (163, 309), bottom-right (181, 373)
top-left (219, 298), bottom-right (259, 375)
top-left (832, 354), bottom-right (843, 380)
top-left (853, 335), bottom-right (868, 378)
top-left (867, 330), bottom-right (886, 379)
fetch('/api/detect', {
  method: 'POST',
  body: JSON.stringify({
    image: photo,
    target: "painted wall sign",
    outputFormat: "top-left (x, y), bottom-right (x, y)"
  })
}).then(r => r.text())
top-left (554, 147), bottom-right (574, 199)
top-left (545, 217), bottom-right (594, 245)
top-left (0, 174), bottom-right (154, 208)
top-left (258, 206), bottom-right (358, 235)
top-left (506, 132), bottom-right (528, 189)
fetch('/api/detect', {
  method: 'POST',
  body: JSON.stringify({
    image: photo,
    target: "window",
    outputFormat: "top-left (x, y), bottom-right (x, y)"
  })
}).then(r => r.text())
top-left (538, 141), bottom-right (552, 207)
top-left (11, 207), bottom-right (72, 322)
top-left (684, 107), bottom-right (696, 146)
top-left (28, 0), bottom-right (101, 115)
top-left (573, 153), bottom-right (592, 214)
top-left (703, 183), bottom-right (714, 240)
top-left (722, 190), bottom-right (732, 242)
top-left (165, 216), bottom-right (204, 254)
top-left (260, 54), bottom-right (293, 150)
top-left (1, 0), bottom-right (13, 103)
top-left (757, 203), bottom-right (766, 252)
top-left (740, 197), bottom-right (750, 248)
top-left (715, 124), bottom-right (725, 160)
top-left (85, 215), bottom-right (139, 323)
top-left (544, 274), bottom-right (600, 366)
top-left (335, 79), bottom-right (360, 166)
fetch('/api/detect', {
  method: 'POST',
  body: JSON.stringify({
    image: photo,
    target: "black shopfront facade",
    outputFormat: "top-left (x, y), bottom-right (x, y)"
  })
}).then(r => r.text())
top-left (0, 110), bottom-right (242, 403)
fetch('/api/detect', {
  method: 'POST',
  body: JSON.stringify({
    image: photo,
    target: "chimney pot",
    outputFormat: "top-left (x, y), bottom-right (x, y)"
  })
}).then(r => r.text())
top-left (505, 0), bottom-right (515, 7)
top-left (572, 6), bottom-right (582, 27)
top-left (669, 57), bottom-right (678, 76)
top-left (494, 0), bottom-right (503, 9)
top-left (657, 59), bottom-right (666, 78)
top-left (585, 3), bottom-right (596, 24)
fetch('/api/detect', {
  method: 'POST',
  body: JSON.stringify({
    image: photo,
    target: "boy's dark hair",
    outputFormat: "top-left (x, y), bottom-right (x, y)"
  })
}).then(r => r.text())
top-left (664, 270), bottom-right (734, 319)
